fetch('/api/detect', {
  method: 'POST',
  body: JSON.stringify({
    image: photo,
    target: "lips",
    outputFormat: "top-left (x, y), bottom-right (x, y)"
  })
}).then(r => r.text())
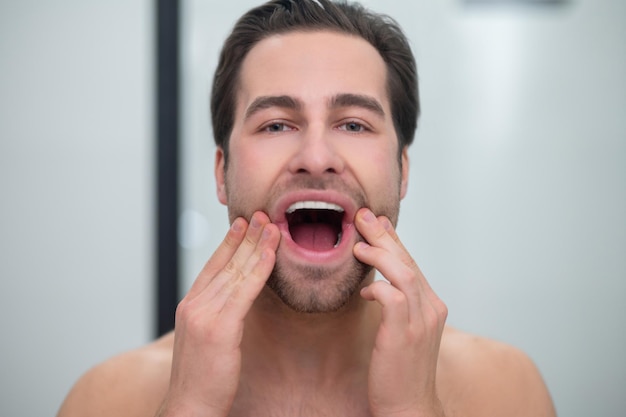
top-left (271, 191), bottom-right (358, 264)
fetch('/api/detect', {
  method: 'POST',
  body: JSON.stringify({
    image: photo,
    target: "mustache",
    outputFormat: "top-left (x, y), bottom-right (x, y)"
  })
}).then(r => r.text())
top-left (224, 175), bottom-right (370, 226)
top-left (267, 176), bottom-right (367, 207)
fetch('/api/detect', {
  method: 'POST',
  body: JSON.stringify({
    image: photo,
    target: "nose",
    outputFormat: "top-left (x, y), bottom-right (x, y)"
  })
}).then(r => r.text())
top-left (288, 125), bottom-right (345, 176)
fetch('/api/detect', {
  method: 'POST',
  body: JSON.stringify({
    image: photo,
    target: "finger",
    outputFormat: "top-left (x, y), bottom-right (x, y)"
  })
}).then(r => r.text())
top-left (173, 221), bottom-right (280, 354)
top-left (360, 249), bottom-right (447, 348)
top-left (217, 211), bottom-right (272, 287)
top-left (354, 209), bottom-right (441, 320)
top-left (356, 237), bottom-right (445, 318)
top-left (354, 240), bottom-right (424, 316)
top-left (186, 216), bottom-right (249, 299)
top-left (361, 280), bottom-right (410, 343)
top-left (225, 225), bottom-right (280, 320)
top-left (355, 208), bottom-right (407, 261)
top-left (191, 211), bottom-right (273, 306)
top-left (353, 208), bottom-right (422, 284)
top-left (197, 222), bottom-right (280, 325)
top-left (356, 208), bottom-right (436, 288)
top-left (376, 214), bottom-right (408, 253)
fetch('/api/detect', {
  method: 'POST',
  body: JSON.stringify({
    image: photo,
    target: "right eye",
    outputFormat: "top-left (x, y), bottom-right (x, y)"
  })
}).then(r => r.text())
top-left (261, 122), bottom-right (294, 133)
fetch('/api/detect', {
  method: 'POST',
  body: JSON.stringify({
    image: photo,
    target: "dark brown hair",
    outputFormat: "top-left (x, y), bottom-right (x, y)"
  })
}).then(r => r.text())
top-left (210, 0), bottom-right (419, 161)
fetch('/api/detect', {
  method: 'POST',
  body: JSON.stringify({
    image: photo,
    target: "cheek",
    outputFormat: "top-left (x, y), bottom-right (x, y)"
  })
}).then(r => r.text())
top-left (346, 144), bottom-right (401, 192)
top-left (225, 144), bottom-right (283, 202)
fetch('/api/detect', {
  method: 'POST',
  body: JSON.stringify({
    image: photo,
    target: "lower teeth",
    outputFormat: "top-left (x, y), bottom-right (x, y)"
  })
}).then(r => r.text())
top-left (334, 231), bottom-right (342, 248)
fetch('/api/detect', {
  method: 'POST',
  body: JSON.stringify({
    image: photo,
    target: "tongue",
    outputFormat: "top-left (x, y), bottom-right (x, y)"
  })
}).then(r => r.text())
top-left (290, 223), bottom-right (338, 251)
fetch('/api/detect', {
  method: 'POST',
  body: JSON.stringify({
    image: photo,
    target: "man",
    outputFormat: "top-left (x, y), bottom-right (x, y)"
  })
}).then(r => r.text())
top-left (58, 1), bottom-right (556, 416)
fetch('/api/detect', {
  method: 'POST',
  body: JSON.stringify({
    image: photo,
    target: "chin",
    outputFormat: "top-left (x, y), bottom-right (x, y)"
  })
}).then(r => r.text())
top-left (265, 258), bottom-right (373, 314)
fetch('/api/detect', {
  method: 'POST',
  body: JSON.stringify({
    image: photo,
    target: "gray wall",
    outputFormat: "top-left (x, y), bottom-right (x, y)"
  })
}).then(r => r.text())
top-left (0, 1), bottom-right (154, 416)
top-left (180, 1), bottom-right (626, 417)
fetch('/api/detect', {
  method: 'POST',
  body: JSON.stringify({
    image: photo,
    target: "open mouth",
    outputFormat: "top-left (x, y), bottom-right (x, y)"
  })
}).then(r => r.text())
top-left (285, 201), bottom-right (344, 252)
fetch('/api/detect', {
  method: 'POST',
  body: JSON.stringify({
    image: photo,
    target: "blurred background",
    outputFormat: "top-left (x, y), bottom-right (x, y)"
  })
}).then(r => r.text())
top-left (1, 0), bottom-right (624, 416)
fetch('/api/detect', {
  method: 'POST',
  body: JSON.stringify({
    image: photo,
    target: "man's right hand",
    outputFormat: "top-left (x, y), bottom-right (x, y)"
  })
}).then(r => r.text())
top-left (156, 211), bottom-right (280, 417)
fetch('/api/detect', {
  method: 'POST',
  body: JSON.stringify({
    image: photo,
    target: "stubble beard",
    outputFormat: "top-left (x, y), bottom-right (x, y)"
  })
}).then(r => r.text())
top-left (266, 252), bottom-right (374, 314)
top-left (225, 174), bottom-right (401, 315)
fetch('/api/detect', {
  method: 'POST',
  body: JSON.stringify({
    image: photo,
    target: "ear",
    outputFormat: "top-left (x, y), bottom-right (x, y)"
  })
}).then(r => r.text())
top-left (215, 147), bottom-right (228, 205)
top-left (400, 147), bottom-right (409, 200)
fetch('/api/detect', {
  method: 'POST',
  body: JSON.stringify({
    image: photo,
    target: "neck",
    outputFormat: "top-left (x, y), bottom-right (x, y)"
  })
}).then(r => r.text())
top-left (240, 276), bottom-right (381, 385)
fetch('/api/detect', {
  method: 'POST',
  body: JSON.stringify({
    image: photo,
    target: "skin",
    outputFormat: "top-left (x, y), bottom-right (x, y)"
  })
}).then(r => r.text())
top-left (57, 31), bottom-right (556, 417)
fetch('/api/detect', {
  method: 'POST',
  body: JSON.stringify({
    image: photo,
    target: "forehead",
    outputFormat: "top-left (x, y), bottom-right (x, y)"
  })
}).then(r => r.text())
top-left (236, 30), bottom-right (390, 115)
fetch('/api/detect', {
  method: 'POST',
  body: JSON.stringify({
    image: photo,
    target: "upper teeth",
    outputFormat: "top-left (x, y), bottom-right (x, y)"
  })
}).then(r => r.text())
top-left (286, 201), bottom-right (344, 214)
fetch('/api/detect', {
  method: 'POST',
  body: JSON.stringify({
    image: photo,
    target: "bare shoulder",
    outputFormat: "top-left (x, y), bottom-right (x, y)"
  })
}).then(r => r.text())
top-left (57, 332), bottom-right (175, 417)
top-left (437, 326), bottom-right (556, 417)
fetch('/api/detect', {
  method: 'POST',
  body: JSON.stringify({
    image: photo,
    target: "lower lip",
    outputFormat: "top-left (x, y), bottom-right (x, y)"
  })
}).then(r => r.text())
top-left (277, 222), bottom-right (357, 266)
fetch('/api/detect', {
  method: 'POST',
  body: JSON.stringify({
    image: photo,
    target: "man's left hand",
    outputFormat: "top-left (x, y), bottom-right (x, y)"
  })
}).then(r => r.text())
top-left (353, 207), bottom-right (448, 417)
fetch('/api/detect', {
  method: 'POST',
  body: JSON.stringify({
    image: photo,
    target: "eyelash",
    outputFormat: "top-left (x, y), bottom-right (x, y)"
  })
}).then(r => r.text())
top-left (258, 119), bottom-right (371, 134)
top-left (260, 121), bottom-right (294, 133)
top-left (337, 120), bottom-right (369, 133)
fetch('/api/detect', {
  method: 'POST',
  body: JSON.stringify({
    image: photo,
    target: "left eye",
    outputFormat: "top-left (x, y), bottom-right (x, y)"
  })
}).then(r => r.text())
top-left (339, 121), bottom-right (366, 133)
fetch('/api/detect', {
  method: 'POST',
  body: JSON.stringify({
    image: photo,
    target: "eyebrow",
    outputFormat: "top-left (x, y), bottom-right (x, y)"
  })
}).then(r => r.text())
top-left (330, 93), bottom-right (385, 117)
top-left (244, 95), bottom-right (301, 121)
top-left (243, 93), bottom-right (386, 121)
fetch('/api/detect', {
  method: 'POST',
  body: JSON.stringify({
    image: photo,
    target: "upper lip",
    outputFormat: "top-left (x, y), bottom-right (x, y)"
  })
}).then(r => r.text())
top-left (270, 190), bottom-right (358, 226)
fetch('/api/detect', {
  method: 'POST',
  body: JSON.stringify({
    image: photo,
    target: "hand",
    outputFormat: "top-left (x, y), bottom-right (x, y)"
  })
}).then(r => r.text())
top-left (353, 208), bottom-right (448, 417)
top-left (157, 212), bottom-right (280, 417)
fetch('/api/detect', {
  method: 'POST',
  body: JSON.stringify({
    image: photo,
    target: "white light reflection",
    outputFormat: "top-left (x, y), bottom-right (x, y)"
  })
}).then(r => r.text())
top-left (459, 12), bottom-right (525, 150)
top-left (178, 209), bottom-right (211, 249)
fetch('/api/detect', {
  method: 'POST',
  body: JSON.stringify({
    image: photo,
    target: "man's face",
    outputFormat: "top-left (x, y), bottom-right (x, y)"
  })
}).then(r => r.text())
top-left (215, 31), bottom-right (409, 313)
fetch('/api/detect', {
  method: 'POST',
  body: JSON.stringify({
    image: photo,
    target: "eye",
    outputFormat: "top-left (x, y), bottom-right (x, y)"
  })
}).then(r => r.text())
top-left (338, 120), bottom-right (368, 133)
top-left (262, 122), bottom-right (294, 133)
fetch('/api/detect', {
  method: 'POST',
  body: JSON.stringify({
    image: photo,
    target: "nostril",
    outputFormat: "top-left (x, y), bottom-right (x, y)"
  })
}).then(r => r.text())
top-left (288, 136), bottom-right (345, 175)
top-left (295, 167), bottom-right (337, 175)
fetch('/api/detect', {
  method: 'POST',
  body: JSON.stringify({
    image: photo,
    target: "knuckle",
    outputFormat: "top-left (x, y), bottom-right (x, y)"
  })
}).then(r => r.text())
top-left (175, 299), bottom-right (223, 340)
top-left (390, 291), bottom-right (408, 307)
top-left (175, 298), bottom-right (192, 319)
top-left (404, 255), bottom-right (419, 270)
top-left (436, 299), bottom-right (449, 321)
top-left (374, 226), bottom-right (387, 241)
top-left (243, 233), bottom-right (258, 248)
top-left (394, 266), bottom-right (416, 288)
top-left (175, 299), bottom-right (203, 330)
top-left (222, 259), bottom-right (240, 277)
top-left (423, 299), bottom-right (448, 329)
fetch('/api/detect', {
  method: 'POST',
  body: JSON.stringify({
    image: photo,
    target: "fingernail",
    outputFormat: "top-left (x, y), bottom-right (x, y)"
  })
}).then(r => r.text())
top-left (231, 218), bottom-right (244, 233)
top-left (354, 241), bottom-right (369, 251)
top-left (383, 218), bottom-right (393, 231)
top-left (250, 215), bottom-right (261, 228)
top-left (362, 209), bottom-right (375, 223)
